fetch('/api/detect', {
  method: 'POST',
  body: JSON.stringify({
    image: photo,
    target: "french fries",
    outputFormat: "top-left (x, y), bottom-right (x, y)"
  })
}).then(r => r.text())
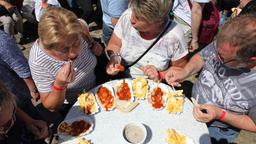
top-left (166, 129), bottom-right (186, 144)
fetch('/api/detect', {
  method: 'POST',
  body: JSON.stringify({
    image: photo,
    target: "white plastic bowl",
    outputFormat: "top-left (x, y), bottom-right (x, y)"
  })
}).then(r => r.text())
top-left (123, 122), bottom-right (147, 144)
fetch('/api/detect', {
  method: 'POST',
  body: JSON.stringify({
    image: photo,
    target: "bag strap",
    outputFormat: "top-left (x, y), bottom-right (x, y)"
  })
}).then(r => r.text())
top-left (187, 0), bottom-right (192, 9)
top-left (124, 20), bottom-right (172, 69)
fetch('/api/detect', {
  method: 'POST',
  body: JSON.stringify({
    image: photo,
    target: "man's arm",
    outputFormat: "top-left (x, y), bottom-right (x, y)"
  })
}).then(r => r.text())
top-left (194, 105), bottom-right (256, 132)
top-left (224, 112), bottom-right (256, 132)
top-left (165, 53), bottom-right (204, 85)
top-left (183, 53), bottom-right (204, 77)
top-left (110, 17), bottom-right (119, 26)
top-left (108, 0), bottom-right (128, 27)
top-left (172, 55), bottom-right (188, 68)
top-left (23, 77), bottom-right (39, 100)
top-left (190, 2), bottom-right (206, 51)
top-left (0, 0), bottom-right (14, 10)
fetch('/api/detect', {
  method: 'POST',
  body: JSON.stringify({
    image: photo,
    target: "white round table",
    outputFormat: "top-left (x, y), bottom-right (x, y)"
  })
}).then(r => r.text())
top-left (60, 79), bottom-right (211, 144)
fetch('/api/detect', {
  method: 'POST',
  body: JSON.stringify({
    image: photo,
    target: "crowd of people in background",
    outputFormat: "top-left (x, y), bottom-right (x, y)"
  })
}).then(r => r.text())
top-left (0, 0), bottom-right (256, 144)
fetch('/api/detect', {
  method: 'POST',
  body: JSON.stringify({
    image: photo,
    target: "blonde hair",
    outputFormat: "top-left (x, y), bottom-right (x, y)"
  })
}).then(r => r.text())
top-left (0, 81), bottom-right (16, 112)
top-left (130, 0), bottom-right (171, 23)
top-left (38, 7), bottom-right (93, 50)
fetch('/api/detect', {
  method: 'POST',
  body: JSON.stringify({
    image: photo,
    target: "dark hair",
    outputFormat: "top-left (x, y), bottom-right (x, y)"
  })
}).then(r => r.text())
top-left (0, 81), bottom-right (16, 111)
top-left (216, 14), bottom-right (256, 61)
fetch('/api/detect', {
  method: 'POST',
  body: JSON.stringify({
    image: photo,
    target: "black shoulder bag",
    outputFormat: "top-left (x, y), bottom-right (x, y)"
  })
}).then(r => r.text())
top-left (123, 20), bottom-right (172, 69)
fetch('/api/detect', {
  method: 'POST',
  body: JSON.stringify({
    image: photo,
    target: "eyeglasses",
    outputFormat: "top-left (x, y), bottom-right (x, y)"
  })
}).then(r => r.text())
top-left (216, 51), bottom-right (237, 64)
top-left (215, 50), bottom-right (249, 69)
top-left (0, 106), bottom-right (16, 135)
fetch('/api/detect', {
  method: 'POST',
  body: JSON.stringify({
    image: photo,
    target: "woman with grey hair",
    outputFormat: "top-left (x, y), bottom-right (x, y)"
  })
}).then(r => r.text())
top-left (106, 0), bottom-right (188, 82)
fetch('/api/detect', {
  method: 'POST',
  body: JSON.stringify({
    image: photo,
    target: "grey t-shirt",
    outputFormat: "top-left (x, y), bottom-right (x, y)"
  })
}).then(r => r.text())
top-left (192, 42), bottom-right (256, 124)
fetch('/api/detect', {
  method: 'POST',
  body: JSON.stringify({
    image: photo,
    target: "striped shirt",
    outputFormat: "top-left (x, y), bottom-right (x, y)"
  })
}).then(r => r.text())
top-left (29, 40), bottom-right (97, 103)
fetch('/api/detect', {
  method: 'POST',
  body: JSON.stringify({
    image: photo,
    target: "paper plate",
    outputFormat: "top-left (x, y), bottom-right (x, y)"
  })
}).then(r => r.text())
top-left (58, 116), bottom-right (94, 139)
top-left (115, 79), bottom-right (134, 102)
top-left (132, 78), bottom-right (149, 100)
top-left (95, 83), bottom-right (115, 111)
top-left (148, 83), bottom-right (168, 110)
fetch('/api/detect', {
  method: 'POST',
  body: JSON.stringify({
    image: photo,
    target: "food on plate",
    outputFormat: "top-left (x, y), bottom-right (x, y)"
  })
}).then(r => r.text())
top-left (166, 129), bottom-right (186, 144)
top-left (77, 138), bottom-right (91, 144)
top-left (150, 86), bottom-right (165, 109)
top-left (97, 85), bottom-right (115, 111)
top-left (168, 90), bottom-right (184, 97)
top-left (133, 78), bottom-right (148, 99)
top-left (116, 80), bottom-right (132, 101)
top-left (116, 65), bottom-right (125, 72)
top-left (78, 92), bottom-right (99, 115)
top-left (58, 120), bottom-right (92, 136)
top-left (166, 90), bottom-right (184, 113)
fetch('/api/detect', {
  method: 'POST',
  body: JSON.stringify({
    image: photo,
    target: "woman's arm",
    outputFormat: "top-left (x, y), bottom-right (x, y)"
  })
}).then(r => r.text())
top-left (37, 62), bottom-right (74, 112)
top-left (39, 84), bottom-right (66, 112)
top-left (105, 33), bottom-right (123, 75)
top-left (105, 32), bottom-right (122, 57)
top-left (190, 2), bottom-right (205, 52)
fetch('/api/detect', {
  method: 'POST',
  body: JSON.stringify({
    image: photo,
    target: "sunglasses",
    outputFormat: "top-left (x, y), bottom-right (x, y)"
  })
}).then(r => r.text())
top-left (214, 41), bottom-right (249, 69)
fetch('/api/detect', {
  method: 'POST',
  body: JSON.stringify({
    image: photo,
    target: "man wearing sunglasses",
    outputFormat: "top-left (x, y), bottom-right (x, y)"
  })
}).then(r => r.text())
top-left (165, 14), bottom-right (256, 143)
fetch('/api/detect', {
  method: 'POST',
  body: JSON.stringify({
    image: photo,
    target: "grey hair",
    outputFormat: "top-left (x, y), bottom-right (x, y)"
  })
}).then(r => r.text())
top-left (130, 0), bottom-right (172, 23)
top-left (216, 14), bottom-right (256, 61)
top-left (0, 82), bottom-right (16, 112)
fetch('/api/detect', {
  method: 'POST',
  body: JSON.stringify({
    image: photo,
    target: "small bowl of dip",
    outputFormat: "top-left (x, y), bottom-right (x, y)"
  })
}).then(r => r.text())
top-left (123, 122), bottom-right (147, 144)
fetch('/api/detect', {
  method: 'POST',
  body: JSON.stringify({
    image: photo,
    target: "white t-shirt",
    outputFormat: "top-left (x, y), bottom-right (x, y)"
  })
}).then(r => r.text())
top-left (114, 9), bottom-right (188, 78)
top-left (34, 0), bottom-right (61, 21)
top-left (172, 0), bottom-right (210, 25)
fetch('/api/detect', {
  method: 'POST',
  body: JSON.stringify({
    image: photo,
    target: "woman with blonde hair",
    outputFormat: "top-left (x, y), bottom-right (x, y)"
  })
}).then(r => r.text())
top-left (106, 0), bottom-right (188, 82)
top-left (29, 7), bottom-right (102, 112)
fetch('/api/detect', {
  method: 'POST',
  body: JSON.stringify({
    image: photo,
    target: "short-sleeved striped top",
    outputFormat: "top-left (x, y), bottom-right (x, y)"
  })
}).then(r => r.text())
top-left (29, 39), bottom-right (97, 102)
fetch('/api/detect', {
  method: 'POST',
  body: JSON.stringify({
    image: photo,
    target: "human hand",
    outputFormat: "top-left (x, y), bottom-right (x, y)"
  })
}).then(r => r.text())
top-left (193, 104), bottom-right (222, 123)
top-left (41, 0), bottom-right (48, 8)
top-left (90, 41), bottom-right (103, 56)
top-left (0, 0), bottom-right (13, 9)
top-left (106, 55), bottom-right (122, 75)
top-left (30, 90), bottom-right (40, 101)
top-left (55, 61), bottom-right (75, 87)
top-left (141, 65), bottom-right (159, 82)
top-left (190, 39), bottom-right (199, 52)
top-left (26, 120), bottom-right (49, 139)
top-left (231, 7), bottom-right (242, 18)
top-left (165, 67), bottom-right (188, 87)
